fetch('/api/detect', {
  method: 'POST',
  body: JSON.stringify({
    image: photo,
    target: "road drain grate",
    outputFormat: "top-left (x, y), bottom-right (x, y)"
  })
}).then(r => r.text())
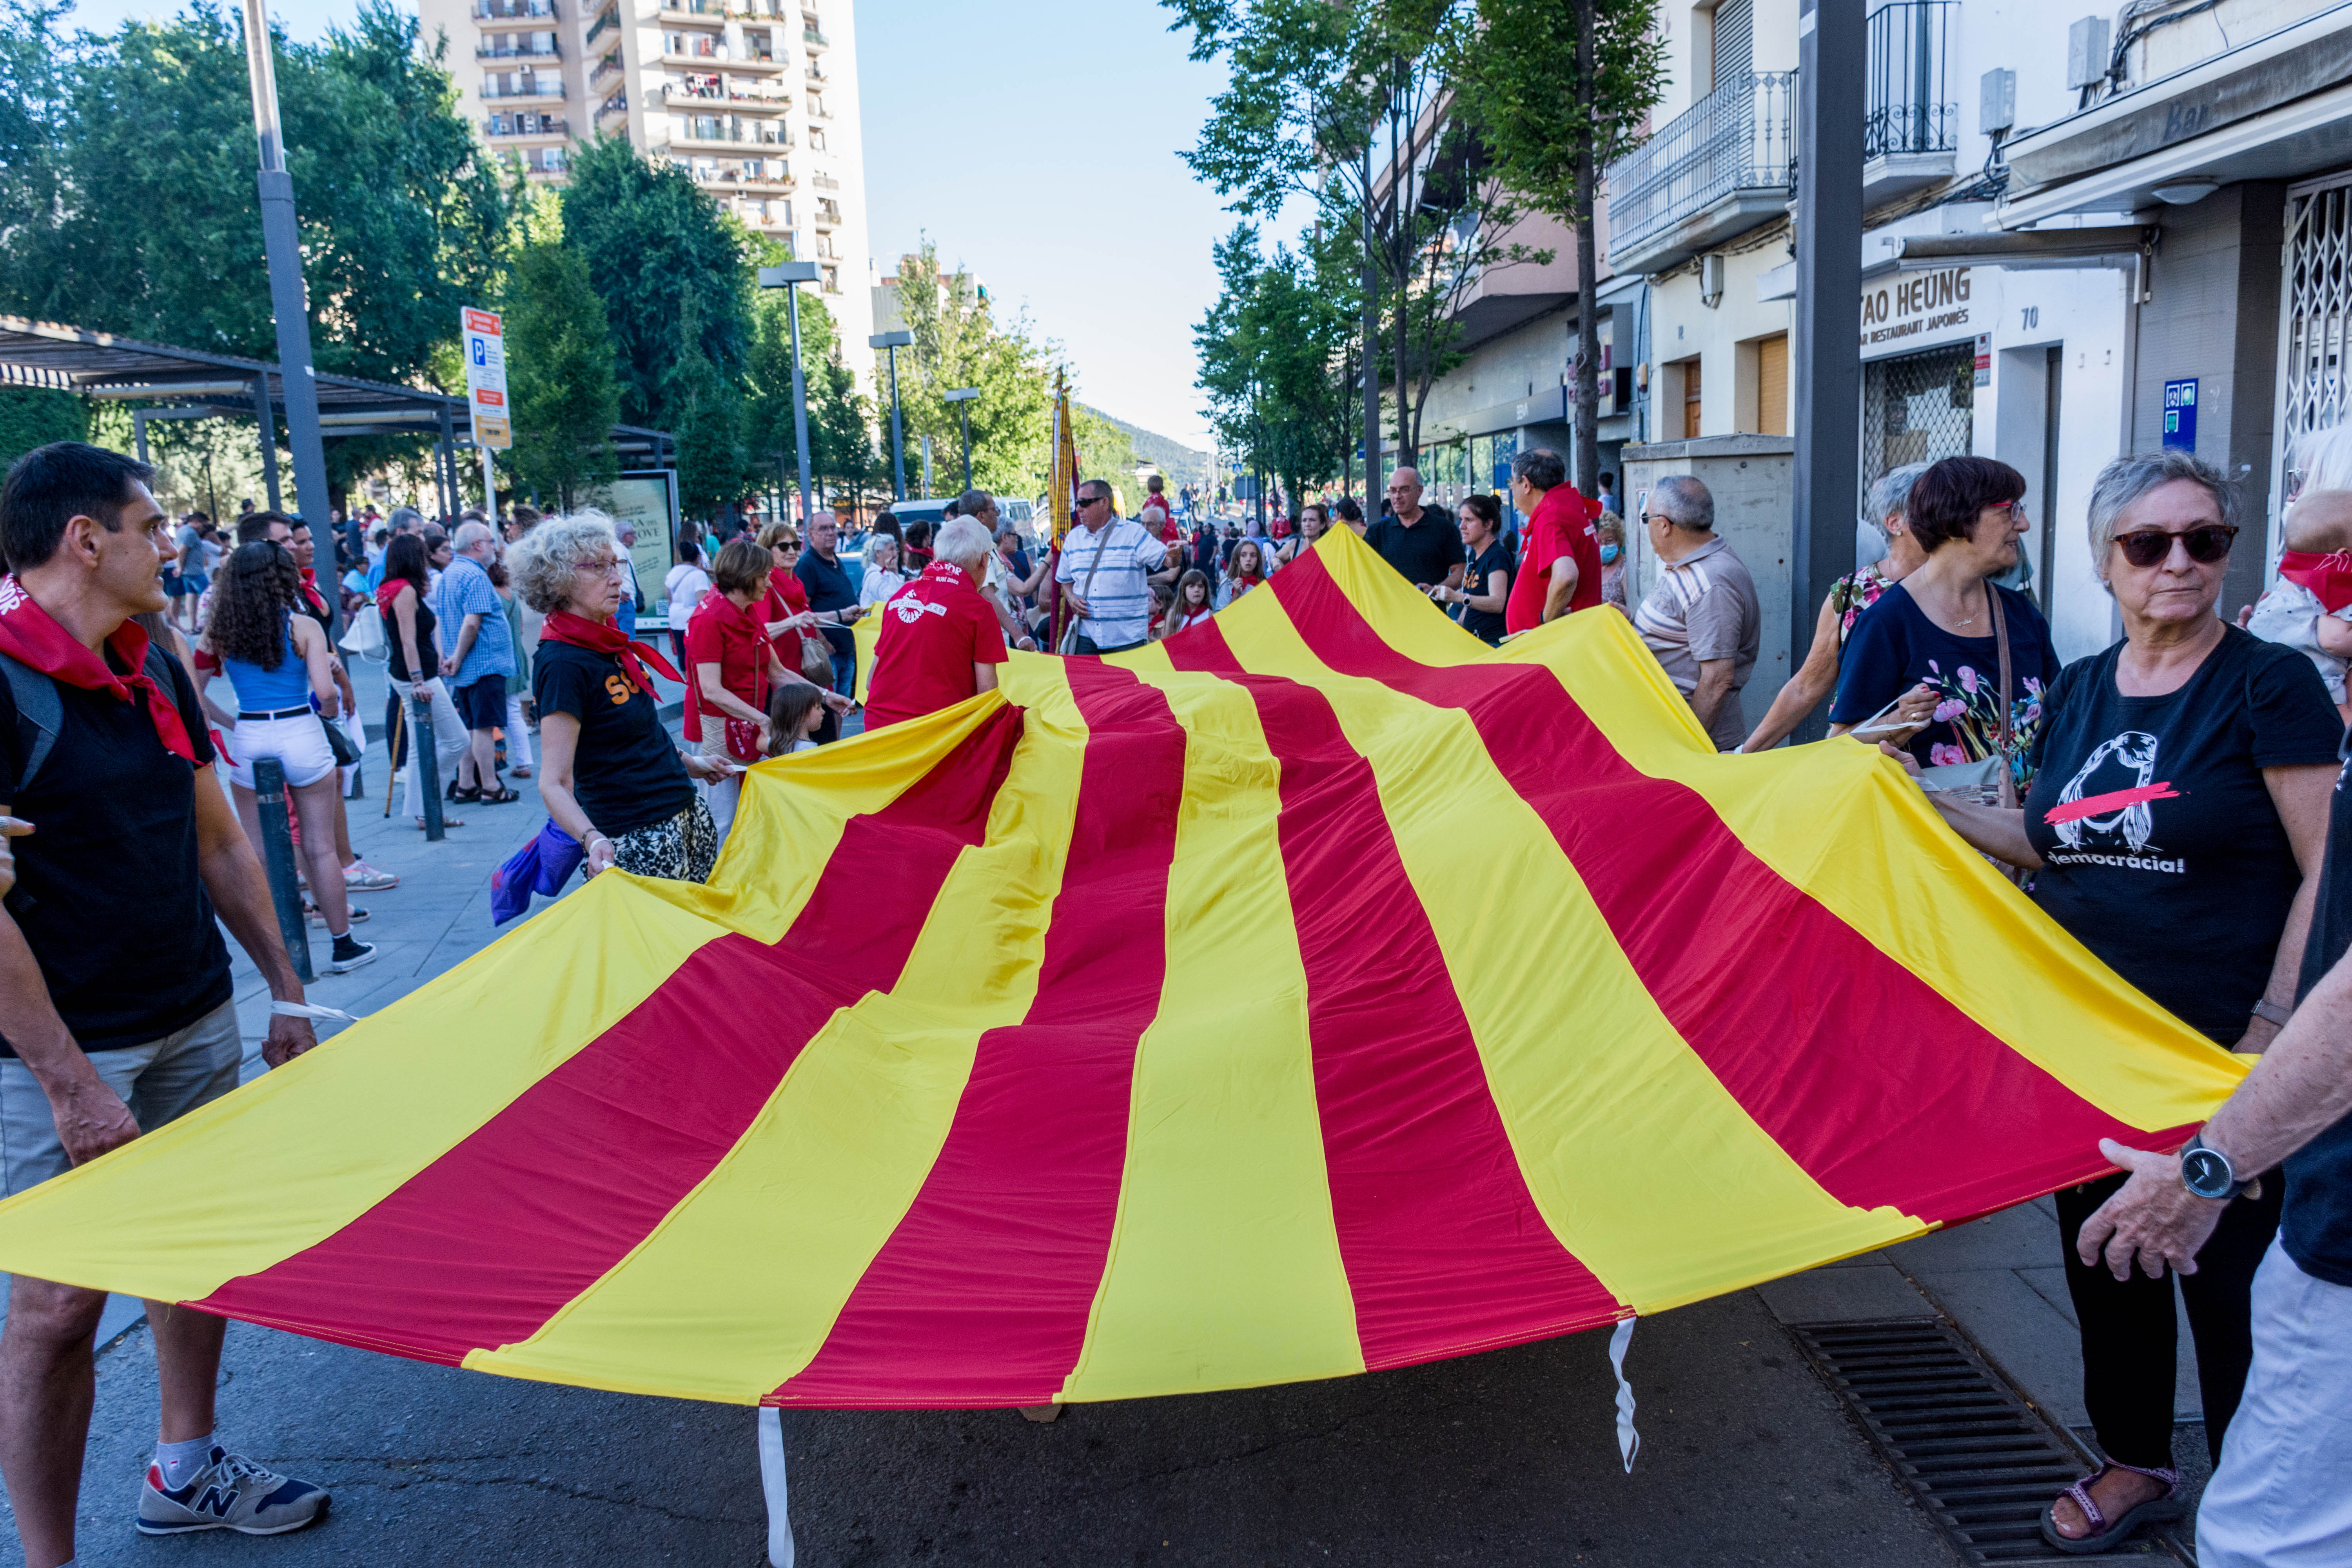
top-left (1787, 1318), bottom-right (2178, 1565)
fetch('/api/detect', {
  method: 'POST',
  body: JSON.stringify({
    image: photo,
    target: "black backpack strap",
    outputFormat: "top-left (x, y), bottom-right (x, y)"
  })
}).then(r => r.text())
top-left (0, 651), bottom-right (62, 800)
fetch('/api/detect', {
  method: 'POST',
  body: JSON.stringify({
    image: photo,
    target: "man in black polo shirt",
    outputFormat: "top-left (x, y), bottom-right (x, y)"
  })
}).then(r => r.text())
top-left (2079, 740), bottom-right (2352, 1565)
top-left (1365, 466), bottom-right (1465, 593)
top-left (0, 445), bottom-right (329, 1566)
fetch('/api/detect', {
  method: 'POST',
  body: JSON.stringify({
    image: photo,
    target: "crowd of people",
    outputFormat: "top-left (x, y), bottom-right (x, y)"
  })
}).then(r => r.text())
top-left (0, 431), bottom-right (2347, 1568)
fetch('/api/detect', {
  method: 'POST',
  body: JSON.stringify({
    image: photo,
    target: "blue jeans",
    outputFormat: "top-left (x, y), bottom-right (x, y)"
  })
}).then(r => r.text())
top-left (830, 650), bottom-right (855, 697)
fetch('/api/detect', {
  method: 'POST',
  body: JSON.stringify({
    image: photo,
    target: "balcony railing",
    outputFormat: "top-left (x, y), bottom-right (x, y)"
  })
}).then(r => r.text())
top-left (482, 76), bottom-right (566, 99)
top-left (1866, 0), bottom-right (1958, 157)
top-left (583, 3), bottom-right (617, 44)
top-left (598, 92), bottom-right (628, 117)
top-left (589, 53), bottom-right (622, 86)
top-left (1604, 70), bottom-right (1795, 262)
top-left (485, 114), bottom-right (569, 136)
top-left (673, 122), bottom-right (790, 146)
top-left (477, 40), bottom-right (559, 59)
top-left (474, 0), bottom-right (554, 18)
top-left (809, 171), bottom-right (838, 191)
top-left (802, 27), bottom-right (829, 47)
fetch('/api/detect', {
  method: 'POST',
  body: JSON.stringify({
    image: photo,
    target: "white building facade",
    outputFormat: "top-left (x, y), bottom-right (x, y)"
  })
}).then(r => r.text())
top-left (419, 0), bottom-right (874, 355)
top-left (1601, 0), bottom-right (2352, 685)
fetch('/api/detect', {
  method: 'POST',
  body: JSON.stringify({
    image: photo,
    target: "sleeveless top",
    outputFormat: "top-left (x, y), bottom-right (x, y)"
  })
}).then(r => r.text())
top-left (387, 584), bottom-right (440, 682)
top-left (222, 617), bottom-right (311, 712)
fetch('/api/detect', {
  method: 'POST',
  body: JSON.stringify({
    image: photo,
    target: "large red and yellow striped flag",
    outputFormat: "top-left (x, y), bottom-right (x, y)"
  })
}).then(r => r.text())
top-left (0, 528), bottom-right (2243, 1408)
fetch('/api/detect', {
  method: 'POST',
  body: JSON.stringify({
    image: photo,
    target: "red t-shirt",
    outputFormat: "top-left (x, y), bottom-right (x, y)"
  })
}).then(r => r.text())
top-left (681, 592), bottom-right (772, 744)
top-left (864, 562), bottom-right (1009, 731)
top-left (763, 568), bottom-right (829, 674)
top-left (1504, 485), bottom-right (1604, 634)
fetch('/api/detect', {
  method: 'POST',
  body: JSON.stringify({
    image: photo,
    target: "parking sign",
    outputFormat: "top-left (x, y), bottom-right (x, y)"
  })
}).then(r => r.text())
top-left (461, 306), bottom-right (511, 450)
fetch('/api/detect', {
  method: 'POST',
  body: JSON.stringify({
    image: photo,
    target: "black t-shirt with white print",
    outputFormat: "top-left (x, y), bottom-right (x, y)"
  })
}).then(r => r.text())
top-left (2021, 626), bottom-right (2342, 1043)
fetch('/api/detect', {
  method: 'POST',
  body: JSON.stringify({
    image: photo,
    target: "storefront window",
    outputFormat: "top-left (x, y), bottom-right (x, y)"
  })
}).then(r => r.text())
top-left (1862, 343), bottom-right (1975, 506)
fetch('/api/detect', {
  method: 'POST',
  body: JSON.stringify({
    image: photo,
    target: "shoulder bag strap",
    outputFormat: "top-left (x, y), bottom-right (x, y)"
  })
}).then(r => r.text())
top-left (1987, 581), bottom-right (2016, 809)
top-left (0, 652), bottom-right (63, 799)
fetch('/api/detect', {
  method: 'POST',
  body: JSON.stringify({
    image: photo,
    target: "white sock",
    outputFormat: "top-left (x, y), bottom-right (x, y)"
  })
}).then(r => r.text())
top-left (155, 1434), bottom-right (214, 1489)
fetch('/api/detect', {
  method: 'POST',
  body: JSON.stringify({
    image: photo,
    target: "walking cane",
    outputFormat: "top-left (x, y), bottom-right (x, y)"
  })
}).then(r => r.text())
top-left (382, 698), bottom-right (405, 818)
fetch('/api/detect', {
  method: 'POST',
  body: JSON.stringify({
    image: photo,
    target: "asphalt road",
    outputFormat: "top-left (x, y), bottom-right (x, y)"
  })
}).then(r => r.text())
top-left (13, 1285), bottom-right (1964, 1568)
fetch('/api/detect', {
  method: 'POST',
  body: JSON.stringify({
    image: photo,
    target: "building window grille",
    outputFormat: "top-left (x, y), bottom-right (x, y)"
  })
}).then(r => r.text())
top-left (2281, 172), bottom-right (2352, 520)
top-left (1862, 342), bottom-right (1975, 508)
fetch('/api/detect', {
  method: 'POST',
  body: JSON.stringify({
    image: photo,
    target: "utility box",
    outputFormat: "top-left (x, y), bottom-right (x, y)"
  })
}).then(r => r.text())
top-left (2067, 16), bottom-right (2111, 90)
top-left (1980, 67), bottom-right (2016, 133)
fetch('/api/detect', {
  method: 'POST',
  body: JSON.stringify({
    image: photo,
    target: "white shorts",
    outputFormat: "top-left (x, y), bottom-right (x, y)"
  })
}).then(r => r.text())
top-left (223, 711), bottom-right (339, 791)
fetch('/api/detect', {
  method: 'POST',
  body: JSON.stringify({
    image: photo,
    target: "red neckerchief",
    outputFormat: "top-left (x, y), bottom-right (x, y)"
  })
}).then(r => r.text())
top-left (2278, 550), bottom-right (2352, 613)
top-left (375, 577), bottom-right (418, 619)
top-left (538, 610), bottom-right (682, 691)
top-left (298, 567), bottom-right (328, 616)
top-left (0, 575), bottom-right (198, 764)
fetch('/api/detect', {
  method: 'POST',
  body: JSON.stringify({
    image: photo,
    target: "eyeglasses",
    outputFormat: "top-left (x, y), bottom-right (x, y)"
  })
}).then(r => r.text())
top-left (1078, 494), bottom-right (1109, 508)
top-left (1993, 500), bottom-right (2029, 522)
top-left (572, 557), bottom-right (627, 575)
top-left (2113, 524), bottom-right (2238, 568)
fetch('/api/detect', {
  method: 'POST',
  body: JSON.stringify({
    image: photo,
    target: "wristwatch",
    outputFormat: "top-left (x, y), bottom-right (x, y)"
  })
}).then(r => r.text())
top-left (2251, 998), bottom-right (2293, 1029)
top-left (2180, 1132), bottom-right (2248, 1200)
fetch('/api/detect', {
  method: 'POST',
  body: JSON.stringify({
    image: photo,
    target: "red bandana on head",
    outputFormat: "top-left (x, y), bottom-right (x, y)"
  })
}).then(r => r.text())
top-left (0, 576), bottom-right (198, 764)
top-left (537, 610), bottom-right (682, 693)
top-left (2277, 550), bottom-right (2352, 614)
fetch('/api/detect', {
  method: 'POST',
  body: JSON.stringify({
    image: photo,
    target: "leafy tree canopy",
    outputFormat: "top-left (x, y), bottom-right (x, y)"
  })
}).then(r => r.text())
top-left (881, 240), bottom-right (1053, 501)
top-left (501, 239), bottom-right (621, 510)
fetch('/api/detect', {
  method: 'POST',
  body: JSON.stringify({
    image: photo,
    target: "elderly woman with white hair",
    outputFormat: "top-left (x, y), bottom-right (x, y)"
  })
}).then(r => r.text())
top-left (863, 515), bottom-right (1008, 730)
top-left (1895, 449), bottom-right (2340, 1553)
top-left (509, 512), bottom-right (738, 883)
top-left (1740, 461), bottom-right (1935, 751)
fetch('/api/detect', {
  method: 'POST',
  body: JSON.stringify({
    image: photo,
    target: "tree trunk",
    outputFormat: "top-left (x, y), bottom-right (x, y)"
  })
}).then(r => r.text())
top-left (1573, 0), bottom-right (1601, 497)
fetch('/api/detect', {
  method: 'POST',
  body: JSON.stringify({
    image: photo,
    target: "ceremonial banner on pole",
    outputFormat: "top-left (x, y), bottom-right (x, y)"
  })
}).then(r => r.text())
top-left (1044, 373), bottom-right (1082, 650)
top-left (0, 528), bottom-right (2244, 1409)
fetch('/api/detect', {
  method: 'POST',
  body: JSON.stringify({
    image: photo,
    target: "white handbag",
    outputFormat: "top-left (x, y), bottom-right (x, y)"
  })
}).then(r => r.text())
top-left (338, 603), bottom-right (387, 659)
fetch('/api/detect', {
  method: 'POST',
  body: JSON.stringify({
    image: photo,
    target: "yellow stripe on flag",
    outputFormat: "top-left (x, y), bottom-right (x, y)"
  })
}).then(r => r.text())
top-left (1059, 666), bottom-right (1364, 1401)
top-left (1310, 541), bottom-right (2245, 1134)
top-left (1212, 592), bottom-right (1918, 1312)
top-left (466, 678), bottom-right (1090, 1401)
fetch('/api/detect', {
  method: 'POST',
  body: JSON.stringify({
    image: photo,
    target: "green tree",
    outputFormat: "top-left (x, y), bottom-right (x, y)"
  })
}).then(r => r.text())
top-left (1071, 403), bottom-right (1140, 503)
top-left (501, 240), bottom-right (621, 509)
top-left (0, 0), bottom-right (515, 499)
top-left (1459, 0), bottom-right (1666, 489)
top-left (809, 353), bottom-right (884, 512)
top-left (670, 298), bottom-right (747, 525)
top-left (741, 246), bottom-right (842, 517)
top-left (1195, 226), bottom-right (1349, 523)
top-left (883, 240), bottom-right (1053, 499)
top-left (559, 137), bottom-right (754, 433)
top-left (0, 388), bottom-right (88, 473)
top-left (1167, 0), bottom-right (1538, 466)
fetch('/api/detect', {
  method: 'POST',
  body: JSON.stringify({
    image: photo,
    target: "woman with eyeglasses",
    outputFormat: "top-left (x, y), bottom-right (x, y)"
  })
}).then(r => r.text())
top-left (1889, 449), bottom-right (2340, 1555)
top-left (1828, 456), bottom-right (2062, 791)
top-left (511, 512), bottom-right (738, 884)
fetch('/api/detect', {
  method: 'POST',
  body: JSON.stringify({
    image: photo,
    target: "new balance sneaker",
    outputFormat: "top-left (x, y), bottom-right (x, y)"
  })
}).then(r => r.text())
top-left (327, 934), bottom-right (377, 973)
top-left (341, 859), bottom-right (400, 891)
top-left (136, 1447), bottom-right (329, 1536)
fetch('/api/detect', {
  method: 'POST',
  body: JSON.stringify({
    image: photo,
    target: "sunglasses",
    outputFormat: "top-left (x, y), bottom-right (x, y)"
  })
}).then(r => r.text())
top-left (2113, 524), bottom-right (2238, 568)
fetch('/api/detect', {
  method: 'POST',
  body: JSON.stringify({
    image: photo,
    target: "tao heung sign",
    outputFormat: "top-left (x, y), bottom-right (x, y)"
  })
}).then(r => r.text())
top-left (1858, 268), bottom-right (1979, 354)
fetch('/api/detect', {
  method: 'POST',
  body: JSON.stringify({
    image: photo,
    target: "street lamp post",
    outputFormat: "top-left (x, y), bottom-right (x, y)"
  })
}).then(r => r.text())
top-left (758, 260), bottom-right (822, 528)
top-left (944, 387), bottom-right (979, 492)
top-left (237, 0), bottom-right (330, 533)
top-left (868, 330), bottom-right (913, 501)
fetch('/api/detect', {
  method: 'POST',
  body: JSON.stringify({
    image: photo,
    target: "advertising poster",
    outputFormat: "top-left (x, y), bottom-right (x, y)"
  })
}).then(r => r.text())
top-left (586, 471), bottom-right (677, 611)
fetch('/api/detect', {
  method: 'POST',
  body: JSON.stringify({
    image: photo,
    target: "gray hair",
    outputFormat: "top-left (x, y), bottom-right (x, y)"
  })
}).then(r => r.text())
top-left (387, 506), bottom-right (424, 534)
top-left (452, 520), bottom-right (495, 554)
top-left (1651, 474), bottom-right (1715, 532)
top-left (2086, 448), bottom-right (2236, 580)
top-left (1861, 461), bottom-right (1931, 544)
top-left (506, 510), bottom-right (621, 614)
top-left (2293, 425), bottom-right (2352, 495)
top-left (1511, 448), bottom-right (1566, 491)
top-left (957, 488), bottom-right (994, 517)
top-left (867, 535), bottom-right (899, 569)
top-left (933, 515), bottom-right (995, 570)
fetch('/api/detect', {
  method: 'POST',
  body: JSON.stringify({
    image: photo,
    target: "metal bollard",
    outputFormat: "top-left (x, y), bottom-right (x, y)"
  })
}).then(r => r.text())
top-left (411, 694), bottom-right (446, 842)
top-left (252, 757), bottom-right (314, 983)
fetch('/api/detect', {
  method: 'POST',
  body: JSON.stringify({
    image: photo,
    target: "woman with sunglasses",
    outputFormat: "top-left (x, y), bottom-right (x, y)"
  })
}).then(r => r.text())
top-left (1828, 456), bottom-right (2061, 788)
top-left (1895, 449), bottom-right (2340, 1555)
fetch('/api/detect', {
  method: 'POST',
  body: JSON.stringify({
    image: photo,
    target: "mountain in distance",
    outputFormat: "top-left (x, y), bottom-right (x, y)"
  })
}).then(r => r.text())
top-left (1080, 403), bottom-right (1212, 491)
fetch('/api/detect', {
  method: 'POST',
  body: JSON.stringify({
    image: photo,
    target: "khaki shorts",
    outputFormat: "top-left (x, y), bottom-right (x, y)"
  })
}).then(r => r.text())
top-left (0, 1000), bottom-right (241, 1198)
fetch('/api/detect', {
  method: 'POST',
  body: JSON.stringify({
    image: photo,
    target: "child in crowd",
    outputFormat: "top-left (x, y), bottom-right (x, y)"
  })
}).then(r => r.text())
top-left (766, 681), bottom-right (826, 756)
top-left (2245, 488), bottom-right (2352, 727)
top-left (1157, 570), bottom-right (1214, 639)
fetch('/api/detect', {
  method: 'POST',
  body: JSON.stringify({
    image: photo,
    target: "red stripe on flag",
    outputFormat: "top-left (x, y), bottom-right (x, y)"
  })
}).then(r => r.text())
top-left (1167, 622), bottom-right (1622, 1370)
top-left (196, 706), bottom-right (1027, 1364)
top-left (773, 662), bottom-right (1184, 1407)
top-left (1268, 557), bottom-right (2179, 1219)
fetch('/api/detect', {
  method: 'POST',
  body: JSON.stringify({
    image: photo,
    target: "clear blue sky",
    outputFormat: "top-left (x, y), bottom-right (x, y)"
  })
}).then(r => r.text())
top-left (54, 0), bottom-right (1238, 449)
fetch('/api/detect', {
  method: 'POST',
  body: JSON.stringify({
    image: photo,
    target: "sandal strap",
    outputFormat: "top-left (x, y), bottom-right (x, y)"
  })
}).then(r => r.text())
top-left (2107, 1459), bottom-right (2180, 1489)
top-left (2064, 1479), bottom-right (2108, 1534)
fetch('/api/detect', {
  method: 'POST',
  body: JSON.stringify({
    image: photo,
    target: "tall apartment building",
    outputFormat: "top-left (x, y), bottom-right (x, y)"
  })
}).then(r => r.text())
top-left (421, 0), bottom-right (875, 359)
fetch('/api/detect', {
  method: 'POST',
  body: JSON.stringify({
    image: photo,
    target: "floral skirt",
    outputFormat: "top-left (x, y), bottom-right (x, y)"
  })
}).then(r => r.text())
top-left (609, 798), bottom-right (719, 884)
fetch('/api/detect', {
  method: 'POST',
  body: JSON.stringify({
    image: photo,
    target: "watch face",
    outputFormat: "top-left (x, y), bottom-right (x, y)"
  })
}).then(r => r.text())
top-left (2183, 1148), bottom-right (2231, 1196)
